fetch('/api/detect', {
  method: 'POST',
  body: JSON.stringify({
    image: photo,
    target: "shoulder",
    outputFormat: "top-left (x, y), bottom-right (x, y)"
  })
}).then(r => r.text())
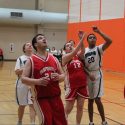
top-left (97, 44), bottom-right (104, 54)
top-left (85, 47), bottom-right (89, 51)
top-left (97, 44), bottom-right (103, 49)
top-left (19, 55), bottom-right (26, 59)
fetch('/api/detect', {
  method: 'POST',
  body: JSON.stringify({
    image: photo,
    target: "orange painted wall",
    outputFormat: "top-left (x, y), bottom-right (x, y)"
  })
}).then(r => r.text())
top-left (67, 18), bottom-right (125, 73)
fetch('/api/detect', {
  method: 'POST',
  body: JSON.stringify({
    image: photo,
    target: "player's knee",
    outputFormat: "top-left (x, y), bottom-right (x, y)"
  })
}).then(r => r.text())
top-left (77, 102), bottom-right (84, 111)
top-left (95, 97), bottom-right (102, 104)
top-left (65, 105), bottom-right (73, 114)
top-left (77, 105), bottom-right (83, 112)
top-left (19, 105), bottom-right (25, 109)
top-left (88, 99), bottom-right (94, 105)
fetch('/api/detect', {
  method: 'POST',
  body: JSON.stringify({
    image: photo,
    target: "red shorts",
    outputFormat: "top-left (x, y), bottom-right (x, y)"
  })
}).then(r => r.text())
top-left (34, 96), bottom-right (67, 125)
top-left (65, 86), bottom-right (88, 101)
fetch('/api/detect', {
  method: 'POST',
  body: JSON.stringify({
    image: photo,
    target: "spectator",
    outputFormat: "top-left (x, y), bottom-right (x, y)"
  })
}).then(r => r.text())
top-left (0, 48), bottom-right (4, 61)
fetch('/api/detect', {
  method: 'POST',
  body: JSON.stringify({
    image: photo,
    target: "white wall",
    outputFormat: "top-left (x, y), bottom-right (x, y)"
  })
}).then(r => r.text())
top-left (81, 0), bottom-right (100, 22)
top-left (0, 0), bottom-right (35, 9)
top-left (38, 0), bottom-right (68, 13)
top-left (68, 0), bottom-right (81, 23)
top-left (101, 0), bottom-right (124, 19)
top-left (0, 25), bottom-right (35, 60)
top-left (68, 0), bottom-right (125, 23)
top-left (0, 0), bottom-right (68, 60)
top-left (38, 23), bottom-right (67, 51)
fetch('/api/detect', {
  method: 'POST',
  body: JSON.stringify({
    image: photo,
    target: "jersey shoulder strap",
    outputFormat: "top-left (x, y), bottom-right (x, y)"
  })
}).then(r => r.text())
top-left (97, 47), bottom-right (101, 68)
top-left (19, 57), bottom-right (23, 67)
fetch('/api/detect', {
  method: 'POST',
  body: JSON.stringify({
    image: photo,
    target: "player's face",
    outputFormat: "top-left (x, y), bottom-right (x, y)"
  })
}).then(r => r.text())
top-left (88, 35), bottom-right (96, 47)
top-left (25, 42), bottom-right (33, 53)
top-left (36, 35), bottom-right (48, 49)
top-left (69, 41), bottom-right (75, 47)
top-left (65, 43), bottom-right (73, 53)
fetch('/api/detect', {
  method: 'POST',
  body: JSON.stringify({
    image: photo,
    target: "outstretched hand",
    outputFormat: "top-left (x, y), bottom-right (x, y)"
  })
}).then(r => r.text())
top-left (78, 30), bottom-right (84, 39)
top-left (78, 30), bottom-right (86, 41)
top-left (92, 26), bottom-right (100, 33)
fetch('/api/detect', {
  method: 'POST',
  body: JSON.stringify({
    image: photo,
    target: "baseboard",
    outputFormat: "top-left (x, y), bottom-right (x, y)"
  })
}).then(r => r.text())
top-left (2, 59), bottom-right (16, 61)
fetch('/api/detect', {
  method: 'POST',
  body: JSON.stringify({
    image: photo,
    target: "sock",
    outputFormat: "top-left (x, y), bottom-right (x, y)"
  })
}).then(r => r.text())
top-left (31, 121), bottom-right (35, 125)
top-left (17, 121), bottom-right (22, 125)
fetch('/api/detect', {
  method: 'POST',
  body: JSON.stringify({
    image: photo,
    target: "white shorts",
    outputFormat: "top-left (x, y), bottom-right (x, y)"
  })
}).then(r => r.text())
top-left (16, 79), bottom-right (33, 105)
top-left (87, 69), bottom-right (104, 99)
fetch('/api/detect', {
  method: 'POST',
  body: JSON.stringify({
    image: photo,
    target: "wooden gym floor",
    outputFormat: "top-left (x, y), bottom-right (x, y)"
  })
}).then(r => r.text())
top-left (0, 61), bottom-right (125, 125)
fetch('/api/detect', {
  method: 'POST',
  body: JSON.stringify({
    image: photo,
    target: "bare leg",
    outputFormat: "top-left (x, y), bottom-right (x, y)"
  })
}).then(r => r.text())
top-left (95, 97), bottom-right (105, 122)
top-left (29, 104), bottom-right (36, 124)
top-left (76, 96), bottom-right (85, 125)
top-left (88, 99), bottom-right (94, 122)
top-left (65, 100), bottom-right (75, 123)
top-left (17, 105), bottom-right (25, 124)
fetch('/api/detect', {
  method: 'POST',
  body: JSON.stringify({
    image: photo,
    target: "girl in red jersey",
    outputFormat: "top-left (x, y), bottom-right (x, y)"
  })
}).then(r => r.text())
top-left (21, 34), bottom-right (67, 125)
top-left (62, 31), bottom-right (88, 125)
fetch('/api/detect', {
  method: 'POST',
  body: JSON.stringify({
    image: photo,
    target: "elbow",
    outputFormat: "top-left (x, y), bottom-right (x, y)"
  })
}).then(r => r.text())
top-left (108, 38), bottom-right (112, 44)
top-left (109, 39), bottom-right (112, 44)
top-left (62, 74), bottom-right (65, 81)
top-left (59, 74), bottom-right (65, 82)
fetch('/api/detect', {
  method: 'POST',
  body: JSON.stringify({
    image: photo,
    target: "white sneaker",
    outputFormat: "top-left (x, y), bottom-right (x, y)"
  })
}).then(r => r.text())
top-left (17, 121), bottom-right (22, 125)
top-left (102, 121), bottom-right (108, 125)
top-left (31, 123), bottom-right (35, 125)
top-left (89, 122), bottom-right (94, 125)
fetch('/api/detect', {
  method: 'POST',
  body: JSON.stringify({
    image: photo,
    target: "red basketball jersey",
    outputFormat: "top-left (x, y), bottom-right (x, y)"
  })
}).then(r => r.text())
top-left (30, 53), bottom-right (61, 98)
top-left (64, 55), bottom-right (87, 89)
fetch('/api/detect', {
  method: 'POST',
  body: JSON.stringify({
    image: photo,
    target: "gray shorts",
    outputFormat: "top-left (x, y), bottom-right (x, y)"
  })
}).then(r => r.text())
top-left (87, 70), bottom-right (104, 99)
top-left (16, 79), bottom-right (33, 105)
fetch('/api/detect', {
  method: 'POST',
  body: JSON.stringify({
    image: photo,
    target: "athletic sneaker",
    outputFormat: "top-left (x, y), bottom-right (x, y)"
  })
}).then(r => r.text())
top-left (89, 122), bottom-right (94, 125)
top-left (31, 123), bottom-right (35, 125)
top-left (17, 121), bottom-right (22, 125)
top-left (102, 121), bottom-right (108, 125)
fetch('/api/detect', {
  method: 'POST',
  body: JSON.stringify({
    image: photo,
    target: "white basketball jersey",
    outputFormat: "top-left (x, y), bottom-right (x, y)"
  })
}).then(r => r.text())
top-left (15, 55), bottom-right (29, 70)
top-left (84, 44), bottom-right (104, 71)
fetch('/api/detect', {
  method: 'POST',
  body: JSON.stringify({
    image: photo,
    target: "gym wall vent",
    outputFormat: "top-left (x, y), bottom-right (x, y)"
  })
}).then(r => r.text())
top-left (10, 12), bottom-right (23, 17)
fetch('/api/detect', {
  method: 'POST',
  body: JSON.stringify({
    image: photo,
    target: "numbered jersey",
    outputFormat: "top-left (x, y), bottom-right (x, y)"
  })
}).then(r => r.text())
top-left (84, 44), bottom-right (104, 71)
top-left (30, 53), bottom-right (61, 98)
top-left (64, 55), bottom-right (87, 89)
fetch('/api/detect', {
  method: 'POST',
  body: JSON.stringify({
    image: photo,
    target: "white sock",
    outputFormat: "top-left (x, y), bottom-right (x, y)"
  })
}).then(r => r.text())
top-left (89, 122), bottom-right (94, 125)
top-left (102, 121), bottom-right (108, 125)
top-left (31, 121), bottom-right (35, 125)
top-left (17, 121), bottom-right (22, 125)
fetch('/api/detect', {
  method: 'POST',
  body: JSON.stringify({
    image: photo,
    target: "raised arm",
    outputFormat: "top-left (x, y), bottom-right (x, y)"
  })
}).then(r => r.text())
top-left (62, 32), bottom-right (86, 66)
top-left (92, 26), bottom-right (112, 51)
top-left (77, 31), bottom-right (85, 59)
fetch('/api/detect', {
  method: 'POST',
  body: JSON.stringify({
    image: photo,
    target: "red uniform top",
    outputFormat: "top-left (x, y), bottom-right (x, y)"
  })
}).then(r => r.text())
top-left (0, 48), bottom-right (3, 55)
top-left (64, 55), bottom-right (87, 89)
top-left (30, 53), bottom-right (61, 99)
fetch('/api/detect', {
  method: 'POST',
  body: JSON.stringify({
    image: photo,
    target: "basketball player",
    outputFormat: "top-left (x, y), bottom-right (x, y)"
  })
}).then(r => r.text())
top-left (84, 26), bottom-right (112, 125)
top-left (62, 31), bottom-right (88, 125)
top-left (15, 42), bottom-right (36, 125)
top-left (21, 34), bottom-right (67, 125)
